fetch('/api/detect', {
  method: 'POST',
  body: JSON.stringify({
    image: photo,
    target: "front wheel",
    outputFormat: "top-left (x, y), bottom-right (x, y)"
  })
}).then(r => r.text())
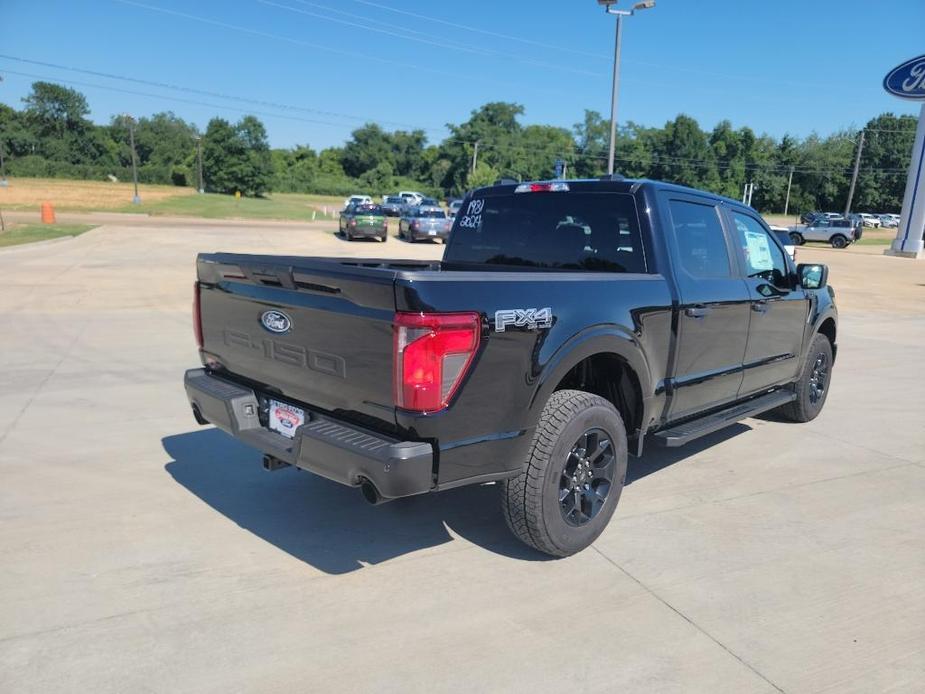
top-left (778, 333), bottom-right (833, 423)
top-left (501, 389), bottom-right (627, 557)
top-left (790, 232), bottom-right (805, 246)
top-left (830, 234), bottom-right (848, 249)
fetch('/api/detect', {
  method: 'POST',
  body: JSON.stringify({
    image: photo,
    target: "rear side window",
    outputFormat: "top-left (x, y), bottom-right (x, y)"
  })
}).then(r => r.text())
top-left (667, 200), bottom-right (731, 278)
top-left (445, 192), bottom-right (646, 273)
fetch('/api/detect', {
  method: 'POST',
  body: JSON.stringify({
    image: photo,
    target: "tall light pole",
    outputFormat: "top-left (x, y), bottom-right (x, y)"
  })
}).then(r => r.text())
top-left (195, 135), bottom-right (204, 194)
top-left (598, 0), bottom-right (656, 175)
top-left (122, 114), bottom-right (141, 205)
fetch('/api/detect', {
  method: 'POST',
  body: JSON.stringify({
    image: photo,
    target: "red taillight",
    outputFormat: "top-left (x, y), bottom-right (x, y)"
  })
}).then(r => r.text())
top-left (350, 219), bottom-right (357, 227)
top-left (394, 312), bottom-right (481, 412)
top-left (193, 281), bottom-right (203, 349)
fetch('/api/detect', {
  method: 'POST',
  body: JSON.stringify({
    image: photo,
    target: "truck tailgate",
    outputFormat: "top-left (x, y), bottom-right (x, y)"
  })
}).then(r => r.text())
top-left (196, 253), bottom-right (399, 424)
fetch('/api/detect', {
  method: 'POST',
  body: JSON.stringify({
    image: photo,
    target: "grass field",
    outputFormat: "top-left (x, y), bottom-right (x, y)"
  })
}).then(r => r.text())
top-left (119, 191), bottom-right (343, 221)
top-left (0, 178), bottom-right (196, 211)
top-left (0, 177), bottom-right (346, 221)
top-left (0, 223), bottom-right (96, 248)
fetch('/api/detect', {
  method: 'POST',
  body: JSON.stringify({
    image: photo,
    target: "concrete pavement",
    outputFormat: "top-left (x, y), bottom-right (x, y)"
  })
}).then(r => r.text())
top-left (0, 222), bottom-right (923, 692)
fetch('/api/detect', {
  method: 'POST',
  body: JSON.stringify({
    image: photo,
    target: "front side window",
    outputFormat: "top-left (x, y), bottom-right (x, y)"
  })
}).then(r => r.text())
top-left (667, 200), bottom-right (731, 279)
top-left (730, 212), bottom-right (788, 288)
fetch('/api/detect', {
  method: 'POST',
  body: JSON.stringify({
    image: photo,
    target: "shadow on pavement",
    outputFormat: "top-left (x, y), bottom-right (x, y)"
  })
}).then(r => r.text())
top-left (163, 428), bottom-right (548, 574)
top-left (163, 423), bottom-right (750, 574)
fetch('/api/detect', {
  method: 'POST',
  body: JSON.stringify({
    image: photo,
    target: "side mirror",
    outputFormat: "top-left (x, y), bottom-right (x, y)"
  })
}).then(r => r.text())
top-left (798, 263), bottom-right (828, 289)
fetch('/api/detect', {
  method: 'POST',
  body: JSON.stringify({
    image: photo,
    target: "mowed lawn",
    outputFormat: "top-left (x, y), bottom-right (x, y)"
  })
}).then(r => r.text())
top-left (122, 191), bottom-right (343, 221)
top-left (0, 223), bottom-right (96, 248)
top-left (0, 178), bottom-right (344, 221)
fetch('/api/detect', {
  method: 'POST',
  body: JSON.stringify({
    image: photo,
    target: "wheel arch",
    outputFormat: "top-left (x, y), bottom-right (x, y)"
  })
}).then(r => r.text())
top-left (529, 328), bottom-right (653, 447)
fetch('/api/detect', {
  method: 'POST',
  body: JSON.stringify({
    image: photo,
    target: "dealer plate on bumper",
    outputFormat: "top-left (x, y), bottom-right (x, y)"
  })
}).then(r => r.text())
top-left (268, 399), bottom-right (305, 438)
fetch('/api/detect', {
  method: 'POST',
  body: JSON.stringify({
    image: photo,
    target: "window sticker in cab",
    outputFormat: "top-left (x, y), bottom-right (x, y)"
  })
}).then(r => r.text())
top-left (458, 198), bottom-right (484, 229)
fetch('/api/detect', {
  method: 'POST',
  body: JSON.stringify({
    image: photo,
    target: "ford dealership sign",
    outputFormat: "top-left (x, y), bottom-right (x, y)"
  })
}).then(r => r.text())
top-left (883, 54), bottom-right (925, 100)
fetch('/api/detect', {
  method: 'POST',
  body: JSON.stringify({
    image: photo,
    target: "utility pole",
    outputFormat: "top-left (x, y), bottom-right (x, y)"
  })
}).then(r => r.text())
top-left (783, 166), bottom-right (794, 216)
top-left (844, 130), bottom-right (865, 217)
top-left (0, 74), bottom-right (5, 187)
top-left (124, 114), bottom-right (140, 205)
top-left (471, 141), bottom-right (479, 174)
top-left (195, 135), bottom-right (204, 194)
top-left (0, 136), bottom-right (7, 187)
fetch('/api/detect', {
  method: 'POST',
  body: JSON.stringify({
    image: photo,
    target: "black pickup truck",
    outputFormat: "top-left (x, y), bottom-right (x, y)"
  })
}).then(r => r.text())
top-left (184, 178), bottom-right (837, 557)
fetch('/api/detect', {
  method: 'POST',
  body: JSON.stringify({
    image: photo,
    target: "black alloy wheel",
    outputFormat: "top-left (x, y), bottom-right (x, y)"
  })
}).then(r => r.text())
top-left (559, 429), bottom-right (616, 527)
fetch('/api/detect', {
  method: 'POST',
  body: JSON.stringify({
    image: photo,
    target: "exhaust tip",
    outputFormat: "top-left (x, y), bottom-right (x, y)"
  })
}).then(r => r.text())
top-left (191, 405), bottom-right (209, 426)
top-left (262, 455), bottom-right (290, 472)
top-left (359, 479), bottom-right (390, 505)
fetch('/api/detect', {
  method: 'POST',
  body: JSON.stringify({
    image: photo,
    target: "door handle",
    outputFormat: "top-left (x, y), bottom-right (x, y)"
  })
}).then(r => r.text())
top-left (751, 301), bottom-right (768, 313)
top-left (685, 306), bottom-right (710, 318)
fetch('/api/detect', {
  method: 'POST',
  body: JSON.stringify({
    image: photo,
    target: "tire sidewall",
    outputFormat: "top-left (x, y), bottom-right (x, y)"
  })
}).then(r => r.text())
top-left (831, 234), bottom-right (847, 248)
top-left (539, 403), bottom-right (628, 554)
top-left (798, 335), bottom-right (833, 419)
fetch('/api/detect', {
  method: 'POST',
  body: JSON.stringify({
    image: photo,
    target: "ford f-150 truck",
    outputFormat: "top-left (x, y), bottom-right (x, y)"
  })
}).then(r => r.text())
top-left (184, 177), bottom-right (837, 557)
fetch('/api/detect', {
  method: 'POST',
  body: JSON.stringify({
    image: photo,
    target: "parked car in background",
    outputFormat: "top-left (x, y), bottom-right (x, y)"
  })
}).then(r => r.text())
top-left (339, 203), bottom-right (388, 242)
top-left (800, 211), bottom-right (824, 225)
top-left (343, 194), bottom-right (372, 209)
top-left (879, 213), bottom-right (900, 228)
top-left (448, 199), bottom-right (463, 217)
top-left (789, 217), bottom-right (860, 248)
top-left (398, 205), bottom-right (451, 243)
top-left (418, 197), bottom-right (441, 207)
top-left (381, 195), bottom-right (405, 217)
top-left (770, 226), bottom-right (796, 261)
top-left (399, 191), bottom-right (424, 206)
top-left (823, 212), bottom-right (844, 220)
top-left (857, 213), bottom-right (881, 228)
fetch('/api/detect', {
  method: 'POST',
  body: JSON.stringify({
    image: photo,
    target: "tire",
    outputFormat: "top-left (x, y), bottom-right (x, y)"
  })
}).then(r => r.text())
top-left (789, 232), bottom-right (805, 246)
top-left (830, 234), bottom-right (848, 249)
top-left (379, 235), bottom-right (387, 242)
top-left (501, 389), bottom-right (628, 557)
top-left (778, 333), bottom-right (833, 423)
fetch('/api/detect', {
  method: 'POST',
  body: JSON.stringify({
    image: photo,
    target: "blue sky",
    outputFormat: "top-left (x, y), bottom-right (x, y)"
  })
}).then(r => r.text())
top-left (0, 0), bottom-right (922, 149)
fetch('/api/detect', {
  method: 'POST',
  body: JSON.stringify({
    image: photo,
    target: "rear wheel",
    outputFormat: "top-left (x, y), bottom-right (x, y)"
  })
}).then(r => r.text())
top-left (789, 232), bottom-right (805, 246)
top-left (830, 234), bottom-right (848, 249)
top-left (501, 389), bottom-right (627, 557)
top-left (778, 333), bottom-right (833, 423)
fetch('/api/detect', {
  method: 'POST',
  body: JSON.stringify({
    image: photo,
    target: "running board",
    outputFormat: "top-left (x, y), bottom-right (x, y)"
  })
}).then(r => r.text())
top-left (653, 390), bottom-right (796, 447)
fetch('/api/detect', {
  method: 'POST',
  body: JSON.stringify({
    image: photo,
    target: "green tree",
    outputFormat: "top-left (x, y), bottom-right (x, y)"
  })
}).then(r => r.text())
top-left (201, 115), bottom-right (273, 196)
top-left (856, 114), bottom-right (916, 212)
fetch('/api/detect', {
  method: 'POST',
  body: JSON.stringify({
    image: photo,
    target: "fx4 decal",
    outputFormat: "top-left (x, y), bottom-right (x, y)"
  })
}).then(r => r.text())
top-left (494, 307), bottom-right (553, 332)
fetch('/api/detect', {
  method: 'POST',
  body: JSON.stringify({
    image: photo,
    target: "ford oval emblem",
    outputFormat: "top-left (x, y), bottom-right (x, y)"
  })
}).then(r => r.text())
top-left (883, 54), bottom-right (925, 100)
top-left (260, 310), bottom-right (292, 334)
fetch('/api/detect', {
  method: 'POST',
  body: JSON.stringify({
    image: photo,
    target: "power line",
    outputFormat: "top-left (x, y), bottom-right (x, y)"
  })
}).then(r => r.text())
top-left (266, 0), bottom-right (602, 77)
top-left (0, 54), bottom-right (444, 132)
top-left (347, 0), bottom-right (607, 60)
top-left (0, 68), bottom-right (358, 131)
top-left (111, 0), bottom-right (571, 97)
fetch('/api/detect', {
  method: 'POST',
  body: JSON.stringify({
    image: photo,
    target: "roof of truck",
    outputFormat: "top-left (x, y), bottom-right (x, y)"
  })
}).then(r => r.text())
top-left (472, 177), bottom-right (748, 209)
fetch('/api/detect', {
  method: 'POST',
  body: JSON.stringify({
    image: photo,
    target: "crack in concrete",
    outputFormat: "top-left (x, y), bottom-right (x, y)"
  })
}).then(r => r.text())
top-left (592, 545), bottom-right (786, 693)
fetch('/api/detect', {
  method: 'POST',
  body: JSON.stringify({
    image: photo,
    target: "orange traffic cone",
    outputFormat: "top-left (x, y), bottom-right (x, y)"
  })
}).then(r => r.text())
top-left (41, 201), bottom-right (56, 224)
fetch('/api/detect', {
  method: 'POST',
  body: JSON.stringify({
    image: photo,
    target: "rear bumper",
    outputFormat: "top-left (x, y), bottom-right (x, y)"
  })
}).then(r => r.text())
top-left (183, 369), bottom-right (433, 499)
top-left (411, 229), bottom-right (449, 241)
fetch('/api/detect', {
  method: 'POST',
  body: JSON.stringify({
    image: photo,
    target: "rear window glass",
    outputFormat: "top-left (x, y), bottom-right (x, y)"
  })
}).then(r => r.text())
top-left (418, 209), bottom-right (446, 218)
top-left (445, 192), bottom-right (646, 272)
top-left (354, 205), bottom-right (383, 215)
top-left (385, 197), bottom-right (403, 204)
